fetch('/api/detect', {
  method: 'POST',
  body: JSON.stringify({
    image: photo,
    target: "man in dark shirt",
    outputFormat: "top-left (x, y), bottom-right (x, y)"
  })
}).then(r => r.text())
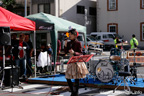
top-left (13, 34), bottom-right (29, 79)
top-left (25, 34), bottom-right (33, 77)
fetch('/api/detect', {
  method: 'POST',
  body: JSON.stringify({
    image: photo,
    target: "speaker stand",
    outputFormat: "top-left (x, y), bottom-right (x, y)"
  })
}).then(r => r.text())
top-left (0, 46), bottom-right (5, 90)
top-left (10, 47), bottom-right (23, 92)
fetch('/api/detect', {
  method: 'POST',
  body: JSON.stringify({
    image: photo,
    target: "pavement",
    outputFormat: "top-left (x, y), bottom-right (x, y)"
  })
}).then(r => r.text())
top-left (0, 51), bottom-right (144, 96)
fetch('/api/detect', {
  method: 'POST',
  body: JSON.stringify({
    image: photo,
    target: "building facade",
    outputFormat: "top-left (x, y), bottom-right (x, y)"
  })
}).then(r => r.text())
top-left (31, 0), bottom-right (96, 34)
top-left (97, 0), bottom-right (144, 45)
top-left (14, 0), bottom-right (31, 16)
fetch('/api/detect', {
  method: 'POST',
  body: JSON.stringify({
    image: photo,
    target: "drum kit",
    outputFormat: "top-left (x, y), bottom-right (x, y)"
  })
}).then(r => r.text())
top-left (88, 42), bottom-right (143, 83)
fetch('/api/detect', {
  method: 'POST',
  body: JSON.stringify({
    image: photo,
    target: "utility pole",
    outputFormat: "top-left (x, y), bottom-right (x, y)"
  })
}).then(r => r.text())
top-left (25, 0), bottom-right (27, 16)
top-left (0, 0), bottom-right (3, 6)
top-left (85, 9), bottom-right (88, 27)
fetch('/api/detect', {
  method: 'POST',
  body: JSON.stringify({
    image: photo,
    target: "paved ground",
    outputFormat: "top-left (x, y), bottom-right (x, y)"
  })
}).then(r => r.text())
top-left (0, 84), bottom-right (143, 96)
top-left (0, 51), bottom-right (144, 96)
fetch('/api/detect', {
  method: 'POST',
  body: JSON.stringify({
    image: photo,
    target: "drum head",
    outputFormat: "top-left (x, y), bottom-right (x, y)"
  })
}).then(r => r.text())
top-left (96, 60), bottom-right (114, 83)
top-left (110, 55), bottom-right (121, 61)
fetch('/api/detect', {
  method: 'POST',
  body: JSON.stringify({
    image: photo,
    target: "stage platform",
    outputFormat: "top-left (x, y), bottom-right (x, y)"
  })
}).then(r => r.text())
top-left (27, 74), bottom-right (144, 91)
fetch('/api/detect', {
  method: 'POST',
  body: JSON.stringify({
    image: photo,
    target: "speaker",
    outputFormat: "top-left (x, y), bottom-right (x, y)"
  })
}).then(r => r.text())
top-left (0, 27), bottom-right (11, 45)
top-left (4, 67), bottom-right (19, 86)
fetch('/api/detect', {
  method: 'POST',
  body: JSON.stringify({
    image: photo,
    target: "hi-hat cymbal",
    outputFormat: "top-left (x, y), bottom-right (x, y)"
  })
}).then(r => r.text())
top-left (90, 42), bottom-right (104, 45)
top-left (117, 42), bottom-right (129, 46)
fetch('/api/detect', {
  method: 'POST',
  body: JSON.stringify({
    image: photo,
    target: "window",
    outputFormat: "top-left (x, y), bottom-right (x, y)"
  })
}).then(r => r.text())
top-left (107, 23), bottom-right (118, 34)
top-left (140, 22), bottom-right (144, 41)
top-left (103, 35), bottom-right (108, 39)
top-left (107, 0), bottom-right (118, 11)
top-left (108, 34), bottom-right (114, 39)
top-left (91, 35), bottom-right (97, 38)
top-left (87, 38), bottom-right (90, 41)
top-left (109, 25), bottom-right (116, 32)
top-left (77, 5), bottom-right (85, 14)
top-left (96, 36), bottom-right (101, 40)
top-left (89, 7), bottom-right (96, 15)
top-left (38, 3), bottom-right (50, 14)
top-left (140, 0), bottom-right (144, 9)
top-left (77, 36), bottom-right (83, 41)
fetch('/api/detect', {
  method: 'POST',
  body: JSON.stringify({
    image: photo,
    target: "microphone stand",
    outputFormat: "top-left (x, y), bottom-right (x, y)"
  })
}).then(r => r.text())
top-left (10, 47), bottom-right (14, 92)
top-left (0, 46), bottom-right (5, 90)
top-left (130, 49), bottom-right (137, 81)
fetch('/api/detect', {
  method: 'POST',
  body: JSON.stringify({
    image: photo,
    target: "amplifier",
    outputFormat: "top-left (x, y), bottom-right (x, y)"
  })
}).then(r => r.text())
top-left (4, 67), bottom-right (19, 86)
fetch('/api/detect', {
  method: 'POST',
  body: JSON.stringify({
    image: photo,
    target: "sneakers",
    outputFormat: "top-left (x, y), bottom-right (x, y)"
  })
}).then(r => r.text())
top-left (20, 74), bottom-right (27, 79)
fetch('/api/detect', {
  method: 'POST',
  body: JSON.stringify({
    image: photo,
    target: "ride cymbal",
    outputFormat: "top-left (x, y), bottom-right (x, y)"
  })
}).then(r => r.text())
top-left (90, 42), bottom-right (104, 45)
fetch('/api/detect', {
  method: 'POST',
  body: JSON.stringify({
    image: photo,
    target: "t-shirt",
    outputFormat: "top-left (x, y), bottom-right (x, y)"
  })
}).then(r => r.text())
top-left (19, 41), bottom-right (24, 58)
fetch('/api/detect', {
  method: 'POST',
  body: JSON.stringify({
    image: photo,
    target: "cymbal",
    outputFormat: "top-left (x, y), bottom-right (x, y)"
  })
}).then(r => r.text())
top-left (90, 42), bottom-right (104, 45)
top-left (117, 43), bottom-right (129, 46)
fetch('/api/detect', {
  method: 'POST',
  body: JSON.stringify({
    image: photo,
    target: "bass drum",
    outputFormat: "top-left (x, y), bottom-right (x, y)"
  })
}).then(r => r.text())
top-left (96, 60), bottom-right (114, 83)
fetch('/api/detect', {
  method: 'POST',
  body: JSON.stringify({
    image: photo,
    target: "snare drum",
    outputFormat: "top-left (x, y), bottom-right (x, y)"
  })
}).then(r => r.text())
top-left (95, 60), bottom-right (114, 83)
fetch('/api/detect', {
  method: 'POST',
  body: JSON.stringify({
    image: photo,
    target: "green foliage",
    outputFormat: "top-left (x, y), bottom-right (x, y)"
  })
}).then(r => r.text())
top-left (2, 0), bottom-right (16, 12)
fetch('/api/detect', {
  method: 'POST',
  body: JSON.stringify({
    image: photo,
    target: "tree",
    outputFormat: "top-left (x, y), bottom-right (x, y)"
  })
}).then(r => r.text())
top-left (2, 0), bottom-right (16, 12)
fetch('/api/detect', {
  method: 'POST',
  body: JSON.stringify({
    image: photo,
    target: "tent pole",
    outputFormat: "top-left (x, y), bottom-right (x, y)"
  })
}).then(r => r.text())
top-left (33, 31), bottom-right (36, 77)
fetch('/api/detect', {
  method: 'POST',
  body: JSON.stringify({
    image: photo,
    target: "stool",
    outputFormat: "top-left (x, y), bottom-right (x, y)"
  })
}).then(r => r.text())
top-left (113, 72), bottom-right (131, 93)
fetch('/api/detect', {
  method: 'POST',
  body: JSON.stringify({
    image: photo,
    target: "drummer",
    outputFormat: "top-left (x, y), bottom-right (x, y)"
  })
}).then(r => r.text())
top-left (114, 36), bottom-right (120, 48)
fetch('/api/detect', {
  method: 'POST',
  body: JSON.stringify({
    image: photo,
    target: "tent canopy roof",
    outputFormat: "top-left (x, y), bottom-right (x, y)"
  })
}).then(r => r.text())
top-left (0, 7), bottom-right (35, 31)
top-left (26, 12), bottom-right (86, 33)
top-left (26, 12), bottom-right (87, 67)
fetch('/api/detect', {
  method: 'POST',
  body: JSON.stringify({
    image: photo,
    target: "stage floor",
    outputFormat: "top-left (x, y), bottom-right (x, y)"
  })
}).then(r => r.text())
top-left (28, 74), bottom-right (144, 91)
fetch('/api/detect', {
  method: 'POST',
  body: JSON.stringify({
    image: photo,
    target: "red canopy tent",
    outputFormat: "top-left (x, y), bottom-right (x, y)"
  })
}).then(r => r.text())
top-left (0, 7), bottom-right (35, 31)
top-left (0, 7), bottom-right (37, 77)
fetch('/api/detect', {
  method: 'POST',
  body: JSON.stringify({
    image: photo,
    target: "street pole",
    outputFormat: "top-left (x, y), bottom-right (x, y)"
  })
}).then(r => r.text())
top-left (84, 9), bottom-right (88, 51)
top-left (25, 0), bottom-right (27, 16)
top-left (0, 0), bottom-right (3, 6)
top-left (85, 9), bottom-right (88, 27)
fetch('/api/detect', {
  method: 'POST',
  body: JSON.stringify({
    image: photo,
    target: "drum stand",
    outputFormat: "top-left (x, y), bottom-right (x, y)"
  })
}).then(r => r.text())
top-left (130, 49), bottom-right (144, 82)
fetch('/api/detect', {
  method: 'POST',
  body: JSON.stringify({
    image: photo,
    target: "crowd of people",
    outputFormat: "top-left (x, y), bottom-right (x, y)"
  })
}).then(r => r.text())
top-left (11, 33), bottom-right (33, 79)
top-left (10, 33), bottom-right (56, 79)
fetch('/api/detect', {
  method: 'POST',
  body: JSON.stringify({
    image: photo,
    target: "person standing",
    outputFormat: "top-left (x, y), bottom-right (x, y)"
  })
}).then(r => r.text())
top-left (25, 34), bottom-right (33, 77)
top-left (64, 29), bottom-right (89, 96)
top-left (57, 39), bottom-right (61, 55)
top-left (46, 44), bottom-right (52, 56)
top-left (130, 34), bottom-right (139, 49)
top-left (13, 33), bottom-right (29, 79)
top-left (114, 36), bottom-right (120, 48)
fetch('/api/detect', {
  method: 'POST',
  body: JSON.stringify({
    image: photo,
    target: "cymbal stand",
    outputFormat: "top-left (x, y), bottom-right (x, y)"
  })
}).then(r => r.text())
top-left (130, 49), bottom-right (144, 82)
top-left (131, 49), bottom-right (137, 81)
